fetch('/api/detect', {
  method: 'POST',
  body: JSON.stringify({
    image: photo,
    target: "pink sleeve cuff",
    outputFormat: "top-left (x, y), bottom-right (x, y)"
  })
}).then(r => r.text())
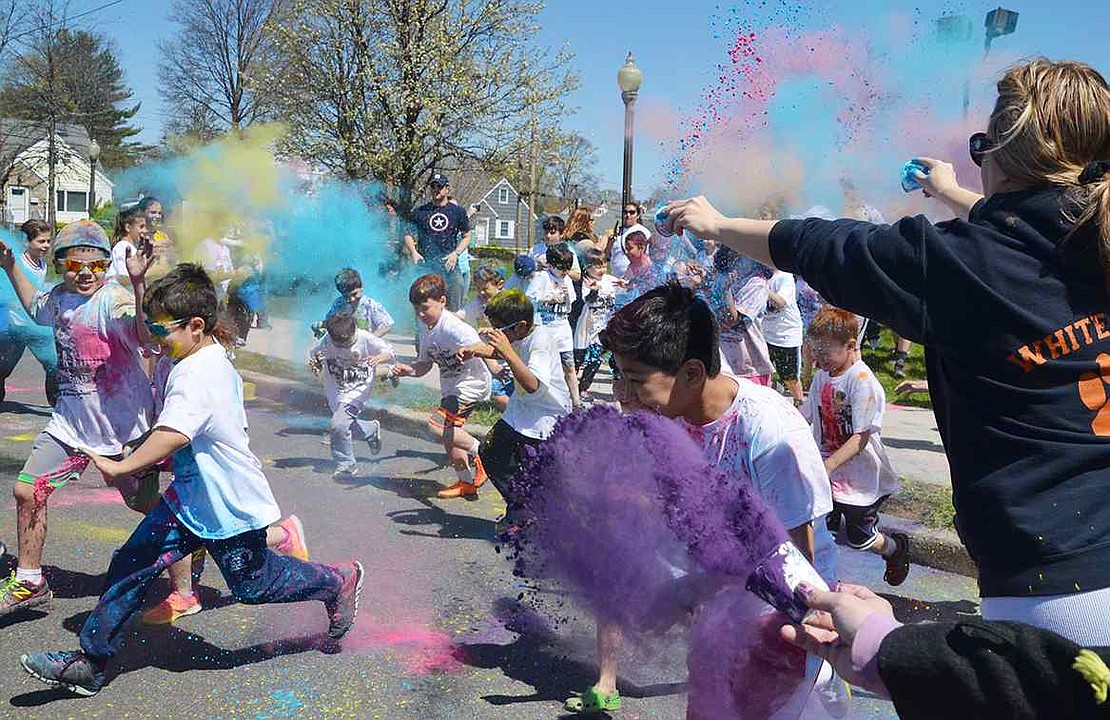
top-left (851, 613), bottom-right (902, 699)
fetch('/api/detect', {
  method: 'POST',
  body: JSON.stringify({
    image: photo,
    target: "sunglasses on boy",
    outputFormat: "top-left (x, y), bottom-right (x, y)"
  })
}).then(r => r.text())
top-left (63, 258), bottom-right (110, 274)
top-left (144, 318), bottom-right (189, 337)
top-left (969, 132), bottom-right (996, 167)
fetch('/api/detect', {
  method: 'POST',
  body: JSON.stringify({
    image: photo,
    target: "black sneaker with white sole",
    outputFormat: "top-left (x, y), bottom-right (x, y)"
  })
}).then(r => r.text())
top-left (21, 651), bottom-right (105, 696)
top-left (366, 420), bottom-right (382, 456)
top-left (883, 531), bottom-right (911, 586)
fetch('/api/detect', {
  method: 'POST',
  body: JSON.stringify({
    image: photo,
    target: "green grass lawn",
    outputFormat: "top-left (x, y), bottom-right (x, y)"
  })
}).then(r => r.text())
top-left (885, 477), bottom-right (956, 531)
top-left (859, 328), bottom-right (931, 409)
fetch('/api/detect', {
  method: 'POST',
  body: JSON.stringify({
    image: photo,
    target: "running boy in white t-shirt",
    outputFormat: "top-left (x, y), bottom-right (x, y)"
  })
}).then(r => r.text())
top-left (315, 267), bottom-right (394, 338)
top-left (458, 263), bottom-right (513, 411)
top-left (525, 243), bottom-right (581, 409)
top-left (802, 307), bottom-right (908, 586)
top-left (458, 290), bottom-right (571, 519)
top-left (763, 270), bottom-right (805, 405)
top-left (393, 274), bottom-right (492, 499)
top-left (0, 221), bottom-right (158, 618)
top-left (309, 311), bottom-right (393, 477)
top-left (20, 264), bottom-right (364, 697)
top-left (562, 281), bottom-right (847, 717)
top-left (574, 248), bottom-right (621, 400)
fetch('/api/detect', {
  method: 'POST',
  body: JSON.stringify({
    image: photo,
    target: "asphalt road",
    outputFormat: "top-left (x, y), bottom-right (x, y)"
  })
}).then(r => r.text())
top-left (0, 356), bottom-right (979, 719)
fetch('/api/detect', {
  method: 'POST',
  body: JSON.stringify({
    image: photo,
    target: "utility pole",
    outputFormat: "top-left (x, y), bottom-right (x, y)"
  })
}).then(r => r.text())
top-left (527, 111), bottom-right (538, 248)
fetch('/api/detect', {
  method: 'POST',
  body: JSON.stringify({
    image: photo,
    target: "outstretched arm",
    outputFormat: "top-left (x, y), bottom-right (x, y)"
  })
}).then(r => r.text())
top-left (0, 240), bottom-right (41, 317)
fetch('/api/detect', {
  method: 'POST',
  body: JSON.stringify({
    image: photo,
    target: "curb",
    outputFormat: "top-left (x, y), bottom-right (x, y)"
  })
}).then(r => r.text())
top-left (240, 368), bottom-right (975, 579)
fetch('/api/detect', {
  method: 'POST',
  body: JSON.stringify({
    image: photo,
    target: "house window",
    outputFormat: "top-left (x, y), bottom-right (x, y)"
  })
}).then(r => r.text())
top-left (495, 220), bottom-right (515, 239)
top-left (498, 185), bottom-right (510, 204)
top-left (55, 190), bottom-right (88, 213)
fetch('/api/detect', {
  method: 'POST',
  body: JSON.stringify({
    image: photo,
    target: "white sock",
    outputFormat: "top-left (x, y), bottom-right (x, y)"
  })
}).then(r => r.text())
top-left (466, 438), bottom-right (480, 457)
top-left (15, 567), bottom-right (43, 585)
top-left (456, 464), bottom-right (475, 483)
top-left (880, 535), bottom-right (898, 558)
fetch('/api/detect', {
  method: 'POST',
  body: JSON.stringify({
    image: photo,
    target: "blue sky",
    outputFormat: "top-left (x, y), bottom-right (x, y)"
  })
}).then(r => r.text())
top-left (71, 0), bottom-right (1110, 198)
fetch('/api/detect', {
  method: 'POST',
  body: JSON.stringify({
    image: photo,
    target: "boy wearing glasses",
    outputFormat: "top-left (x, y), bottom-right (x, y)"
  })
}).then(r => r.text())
top-left (0, 221), bottom-right (158, 617)
top-left (458, 289), bottom-right (571, 519)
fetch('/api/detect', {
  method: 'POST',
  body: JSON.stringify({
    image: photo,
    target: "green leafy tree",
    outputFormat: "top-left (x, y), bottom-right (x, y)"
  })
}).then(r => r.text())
top-left (263, 0), bottom-right (577, 215)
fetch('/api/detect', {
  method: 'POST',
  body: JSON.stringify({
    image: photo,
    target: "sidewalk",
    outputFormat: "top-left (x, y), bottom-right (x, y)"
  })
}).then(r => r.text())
top-left (241, 316), bottom-right (972, 577)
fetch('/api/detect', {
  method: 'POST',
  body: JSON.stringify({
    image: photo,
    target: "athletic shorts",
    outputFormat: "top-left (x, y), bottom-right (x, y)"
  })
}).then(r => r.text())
top-left (490, 364), bottom-right (516, 398)
top-left (18, 431), bottom-right (161, 513)
top-left (767, 343), bottom-right (801, 382)
top-left (826, 496), bottom-right (888, 550)
top-left (432, 395), bottom-right (478, 429)
top-left (478, 419), bottom-right (542, 502)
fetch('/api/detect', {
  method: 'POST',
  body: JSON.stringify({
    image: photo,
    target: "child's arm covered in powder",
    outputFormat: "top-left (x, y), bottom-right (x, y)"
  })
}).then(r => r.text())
top-left (0, 239), bottom-right (44, 319)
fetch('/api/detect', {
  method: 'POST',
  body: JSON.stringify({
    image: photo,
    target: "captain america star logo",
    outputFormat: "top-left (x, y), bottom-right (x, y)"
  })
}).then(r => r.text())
top-left (429, 212), bottom-right (449, 232)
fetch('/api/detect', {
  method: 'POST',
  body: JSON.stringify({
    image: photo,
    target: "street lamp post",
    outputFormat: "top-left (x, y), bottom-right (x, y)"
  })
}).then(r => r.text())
top-left (87, 138), bottom-right (100, 220)
top-left (617, 52), bottom-right (643, 213)
top-left (984, 7), bottom-right (1018, 57)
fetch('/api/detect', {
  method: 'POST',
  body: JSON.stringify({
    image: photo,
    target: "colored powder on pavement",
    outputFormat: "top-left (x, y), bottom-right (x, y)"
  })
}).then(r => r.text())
top-left (507, 405), bottom-right (806, 718)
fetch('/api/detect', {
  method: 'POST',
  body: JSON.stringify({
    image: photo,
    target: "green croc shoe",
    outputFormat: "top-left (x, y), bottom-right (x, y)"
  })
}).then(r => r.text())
top-left (564, 685), bottom-right (621, 714)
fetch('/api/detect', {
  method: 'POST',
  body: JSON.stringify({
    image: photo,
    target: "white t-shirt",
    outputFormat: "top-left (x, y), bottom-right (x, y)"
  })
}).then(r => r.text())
top-left (104, 240), bottom-right (134, 283)
top-left (159, 343), bottom-right (281, 540)
top-left (611, 222), bottom-right (650, 278)
top-left (326, 295), bottom-right (394, 334)
top-left (417, 310), bottom-right (491, 403)
top-left (525, 269), bottom-right (575, 353)
top-left (801, 359), bottom-right (899, 506)
top-left (718, 275), bottom-right (774, 378)
top-left (33, 283), bottom-right (153, 454)
top-left (457, 295), bottom-right (488, 327)
top-left (574, 273), bottom-right (620, 349)
top-left (763, 271), bottom-right (803, 348)
top-left (311, 329), bottom-right (395, 410)
top-left (529, 242), bottom-right (582, 274)
top-left (197, 238), bottom-right (233, 300)
top-left (677, 375), bottom-right (837, 584)
top-left (502, 326), bottom-right (572, 439)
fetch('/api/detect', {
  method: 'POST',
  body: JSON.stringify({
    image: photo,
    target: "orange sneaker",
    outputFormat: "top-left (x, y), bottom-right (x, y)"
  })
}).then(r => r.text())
top-left (141, 591), bottom-right (201, 624)
top-left (472, 455), bottom-right (488, 488)
top-left (437, 481), bottom-right (478, 499)
top-left (273, 515), bottom-right (310, 562)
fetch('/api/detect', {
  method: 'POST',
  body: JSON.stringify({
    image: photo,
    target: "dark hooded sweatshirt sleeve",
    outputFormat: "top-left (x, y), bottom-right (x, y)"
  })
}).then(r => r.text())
top-left (878, 620), bottom-right (1110, 720)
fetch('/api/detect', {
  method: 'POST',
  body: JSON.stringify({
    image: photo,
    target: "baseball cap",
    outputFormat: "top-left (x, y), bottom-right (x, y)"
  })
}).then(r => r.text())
top-left (513, 254), bottom-right (536, 277)
top-left (52, 220), bottom-right (111, 259)
top-left (428, 172), bottom-right (450, 187)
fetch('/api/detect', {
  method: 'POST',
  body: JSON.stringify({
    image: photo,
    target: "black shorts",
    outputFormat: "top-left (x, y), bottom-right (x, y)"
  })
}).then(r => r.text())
top-left (767, 343), bottom-right (801, 382)
top-left (826, 496), bottom-right (888, 550)
top-left (478, 419), bottom-right (542, 503)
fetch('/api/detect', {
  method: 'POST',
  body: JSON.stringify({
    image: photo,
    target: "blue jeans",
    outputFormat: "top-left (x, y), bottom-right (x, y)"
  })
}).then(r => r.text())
top-left (79, 499), bottom-right (342, 661)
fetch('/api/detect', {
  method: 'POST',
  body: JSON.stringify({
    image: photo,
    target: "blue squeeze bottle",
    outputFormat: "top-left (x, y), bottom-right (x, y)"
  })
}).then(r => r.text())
top-left (901, 160), bottom-right (929, 193)
top-left (654, 205), bottom-right (674, 237)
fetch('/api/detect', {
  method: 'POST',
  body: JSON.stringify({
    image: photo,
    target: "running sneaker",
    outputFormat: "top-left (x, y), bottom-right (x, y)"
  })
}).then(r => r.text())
top-left (141, 591), bottom-right (201, 624)
top-left (332, 465), bottom-right (359, 480)
top-left (0, 573), bottom-right (51, 617)
top-left (20, 651), bottom-right (105, 696)
top-left (892, 354), bottom-right (907, 379)
top-left (472, 454), bottom-right (488, 489)
top-left (326, 561), bottom-right (364, 639)
top-left (883, 531), bottom-right (912, 586)
top-left (436, 481), bottom-right (478, 499)
top-left (273, 515), bottom-right (310, 561)
top-left (366, 420), bottom-right (382, 456)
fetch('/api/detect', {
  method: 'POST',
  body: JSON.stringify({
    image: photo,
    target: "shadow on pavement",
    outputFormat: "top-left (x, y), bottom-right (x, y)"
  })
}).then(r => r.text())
top-left (457, 597), bottom-right (686, 711)
top-left (0, 401), bottom-right (51, 418)
top-left (883, 437), bottom-right (946, 454)
top-left (883, 593), bottom-right (980, 623)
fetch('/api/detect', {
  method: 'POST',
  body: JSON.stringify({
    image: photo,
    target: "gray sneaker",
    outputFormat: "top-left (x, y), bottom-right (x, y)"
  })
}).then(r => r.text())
top-left (21, 651), bottom-right (105, 696)
top-left (0, 573), bottom-right (52, 617)
top-left (325, 561), bottom-right (364, 639)
top-left (366, 420), bottom-right (382, 456)
top-left (332, 465), bottom-right (359, 480)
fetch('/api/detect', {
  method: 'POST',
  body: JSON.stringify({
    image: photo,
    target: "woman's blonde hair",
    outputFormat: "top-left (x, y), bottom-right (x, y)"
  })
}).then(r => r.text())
top-left (987, 59), bottom-right (1110, 284)
top-left (564, 207), bottom-right (596, 241)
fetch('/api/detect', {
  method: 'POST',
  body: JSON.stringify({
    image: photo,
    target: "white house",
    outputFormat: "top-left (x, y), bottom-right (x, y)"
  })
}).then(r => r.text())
top-left (0, 120), bottom-right (113, 226)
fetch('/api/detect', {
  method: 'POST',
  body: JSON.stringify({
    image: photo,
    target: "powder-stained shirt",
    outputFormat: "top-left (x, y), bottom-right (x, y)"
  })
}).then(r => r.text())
top-left (311, 329), bottom-right (395, 410)
top-left (416, 310), bottom-right (491, 403)
top-left (160, 343), bottom-right (281, 539)
top-left (325, 294), bottom-right (394, 335)
top-left (502, 325), bottom-right (571, 439)
top-left (525, 269), bottom-right (575, 353)
top-left (574, 273), bottom-right (620, 349)
top-left (801, 359), bottom-right (899, 506)
top-left (32, 283), bottom-right (153, 454)
top-left (718, 274), bottom-right (774, 379)
top-left (677, 375), bottom-right (837, 584)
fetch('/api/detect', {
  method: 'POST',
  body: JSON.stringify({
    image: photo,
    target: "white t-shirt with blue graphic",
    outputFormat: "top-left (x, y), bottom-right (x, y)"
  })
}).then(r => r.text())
top-left (159, 343), bottom-right (281, 540)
